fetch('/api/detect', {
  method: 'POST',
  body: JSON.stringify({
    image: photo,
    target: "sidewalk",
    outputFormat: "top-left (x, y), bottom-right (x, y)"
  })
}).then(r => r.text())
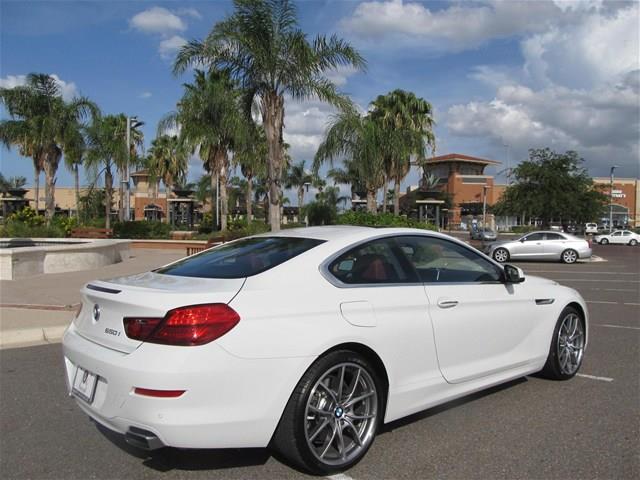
top-left (0, 248), bottom-right (184, 349)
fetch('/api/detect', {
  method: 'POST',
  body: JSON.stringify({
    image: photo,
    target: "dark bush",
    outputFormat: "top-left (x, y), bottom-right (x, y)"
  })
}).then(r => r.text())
top-left (113, 221), bottom-right (172, 239)
top-left (337, 211), bottom-right (437, 230)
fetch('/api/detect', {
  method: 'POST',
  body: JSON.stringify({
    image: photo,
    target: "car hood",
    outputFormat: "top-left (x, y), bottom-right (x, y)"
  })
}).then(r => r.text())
top-left (524, 274), bottom-right (558, 286)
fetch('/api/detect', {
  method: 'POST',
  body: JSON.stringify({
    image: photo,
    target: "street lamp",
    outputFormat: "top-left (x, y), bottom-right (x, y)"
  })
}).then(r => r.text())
top-left (609, 165), bottom-right (619, 233)
top-left (124, 116), bottom-right (142, 222)
top-left (502, 142), bottom-right (510, 185)
top-left (482, 184), bottom-right (491, 229)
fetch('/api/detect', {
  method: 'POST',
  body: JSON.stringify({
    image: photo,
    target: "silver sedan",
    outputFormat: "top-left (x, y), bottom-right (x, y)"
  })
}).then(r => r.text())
top-left (485, 231), bottom-right (592, 264)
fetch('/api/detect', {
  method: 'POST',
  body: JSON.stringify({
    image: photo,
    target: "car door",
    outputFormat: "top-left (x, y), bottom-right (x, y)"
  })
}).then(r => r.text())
top-left (542, 232), bottom-right (567, 260)
top-left (511, 232), bottom-right (546, 259)
top-left (610, 231), bottom-right (624, 244)
top-left (325, 237), bottom-right (442, 392)
top-left (395, 235), bottom-right (541, 384)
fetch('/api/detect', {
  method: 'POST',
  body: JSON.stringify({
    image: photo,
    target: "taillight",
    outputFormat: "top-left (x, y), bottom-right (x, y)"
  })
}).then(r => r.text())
top-left (123, 304), bottom-right (240, 346)
top-left (133, 388), bottom-right (185, 398)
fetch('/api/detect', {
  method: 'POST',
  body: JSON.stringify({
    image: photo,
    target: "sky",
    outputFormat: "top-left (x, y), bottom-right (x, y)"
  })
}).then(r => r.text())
top-left (1, 0), bottom-right (639, 199)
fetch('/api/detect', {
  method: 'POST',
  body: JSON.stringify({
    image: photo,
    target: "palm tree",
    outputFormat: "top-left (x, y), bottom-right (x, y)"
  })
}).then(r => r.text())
top-left (62, 120), bottom-right (87, 219)
top-left (234, 123), bottom-right (268, 222)
top-left (284, 160), bottom-right (313, 211)
top-left (370, 89), bottom-right (435, 215)
top-left (160, 70), bottom-right (244, 232)
top-left (147, 135), bottom-right (187, 200)
top-left (315, 108), bottom-right (386, 213)
top-left (85, 115), bottom-right (130, 229)
top-left (0, 73), bottom-right (98, 223)
top-left (174, 0), bottom-right (365, 231)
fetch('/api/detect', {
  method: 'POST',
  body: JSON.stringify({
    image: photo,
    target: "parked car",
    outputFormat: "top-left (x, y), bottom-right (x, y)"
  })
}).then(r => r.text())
top-left (62, 226), bottom-right (589, 474)
top-left (585, 223), bottom-right (599, 234)
top-left (486, 231), bottom-right (592, 264)
top-left (470, 228), bottom-right (497, 241)
top-left (594, 230), bottom-right (639, 246)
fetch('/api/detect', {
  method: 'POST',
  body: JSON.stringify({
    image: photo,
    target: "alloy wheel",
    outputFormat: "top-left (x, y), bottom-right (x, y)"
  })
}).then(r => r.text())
top-left (493, 248), bottom-right (509, 263)
top-left (304, 363), bottom-right (378, 466)
top-left (557, 313), bottom-right (585, 375)
top-left (562, 250), bottom-right (578, 264)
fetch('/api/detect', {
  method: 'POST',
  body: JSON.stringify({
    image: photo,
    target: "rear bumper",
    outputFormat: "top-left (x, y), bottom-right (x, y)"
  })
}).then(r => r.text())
top-left (62, 323), bottom-right (314, 449)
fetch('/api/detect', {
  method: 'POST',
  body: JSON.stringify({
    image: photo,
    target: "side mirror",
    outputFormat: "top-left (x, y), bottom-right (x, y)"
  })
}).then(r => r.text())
top-left (504, 264), bottom-right (525, 283)
top-left (520, 238), bottom-right (526, 243)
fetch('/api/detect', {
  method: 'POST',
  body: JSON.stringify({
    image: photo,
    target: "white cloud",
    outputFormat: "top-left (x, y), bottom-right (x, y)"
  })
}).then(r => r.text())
top-left (325, 65), bottom-right (359, 87)
top-left (130, 7), bottom-right (185, 34)
top-left (138, 91), bottom-right (152, 99)
top-left (175, 8), bottom-right (202, 20)
top-left (341, 0), bottom-right (561, 51)
top-left (447, 3), bottom-right (640, 177)
top-left (159, 35), bottom-right (187, 59)
top-left (0, 73), bottom-right (79, 101)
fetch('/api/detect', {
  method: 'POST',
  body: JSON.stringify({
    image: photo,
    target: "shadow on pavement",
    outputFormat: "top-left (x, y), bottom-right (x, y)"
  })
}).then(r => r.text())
top-left (381, 377), bottom-right (528, 434)
top-left (95, 423), bottom-right (272, 472)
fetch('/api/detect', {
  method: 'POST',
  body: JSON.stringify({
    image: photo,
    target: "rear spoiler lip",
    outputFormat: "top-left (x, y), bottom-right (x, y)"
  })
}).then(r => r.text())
top-left (86, 284), bottom-right (122, 295)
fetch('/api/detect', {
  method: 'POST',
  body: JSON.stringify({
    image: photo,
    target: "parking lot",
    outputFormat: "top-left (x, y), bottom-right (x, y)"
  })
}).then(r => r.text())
top-left (1, 244), bottom-right (638, 480)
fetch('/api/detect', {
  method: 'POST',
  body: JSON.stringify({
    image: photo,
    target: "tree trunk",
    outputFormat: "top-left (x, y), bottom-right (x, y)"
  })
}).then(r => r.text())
top-left (105, 168), bottom-right (113, 229)
top-left (298, 188), bottom-right (304, 211)
top-left (33, 160), bottom-right (40, 214)
top-left (393, 177), bottom-right (401, 215)
top-left (43, 149), bottom-right (60, 225)
top-left (219, 152), bottom-right (229, 232)
top-left (74, 164), bottom-right (80, 219)
top-left (210, 170), bottom-right (217, 230)
top-left (261, 92), bottom-right (285, 232)
top-left (382, 175), bottom-right (388, 213)
top-left (366, 189), bottom-right (377, 214)
top-left (246, 176), bottom-right (253, 222)
top-left (118, 166), bottom-right (125, 222)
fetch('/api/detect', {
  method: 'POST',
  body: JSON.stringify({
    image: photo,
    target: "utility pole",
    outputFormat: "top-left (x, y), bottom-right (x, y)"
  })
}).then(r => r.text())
top-left (124, 116), bottom-right (140, 222)
top-left (502, 142), bottom-right (510, 185)
top-left (609, 165), bottom-right (619, 233)
top-left (482, 185), bottom-right (490, 229)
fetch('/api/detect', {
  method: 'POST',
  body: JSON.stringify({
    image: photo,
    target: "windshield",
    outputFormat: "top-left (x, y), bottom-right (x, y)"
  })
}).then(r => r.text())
top-left (156, 236), bottom-right (325, 279)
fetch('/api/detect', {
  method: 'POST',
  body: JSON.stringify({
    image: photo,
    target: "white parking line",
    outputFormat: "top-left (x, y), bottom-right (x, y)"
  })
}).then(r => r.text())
top-left (327, 474), bottom-right (355, 480)
top-left (623, 302), bottom-right (640, 306)
top-left (597, 324), bottom-right (640, 330)
top-left (577, 374), bottom-right (614, 382)
top-left (554, 279), bottom-right (640, 283)
top-left (524, 271), bottom-right (638, 275)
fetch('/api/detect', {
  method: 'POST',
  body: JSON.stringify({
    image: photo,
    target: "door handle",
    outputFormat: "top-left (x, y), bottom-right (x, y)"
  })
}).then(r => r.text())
top-left (437, 299), bottom-right (459, 309)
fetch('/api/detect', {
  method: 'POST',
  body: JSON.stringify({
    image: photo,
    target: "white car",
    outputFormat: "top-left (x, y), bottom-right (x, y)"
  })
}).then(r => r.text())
top-left (62, 227), bottom-right (588, 474)
top-left (594, 230), bottom-right (639, 245)
top-left (585, 223), bottom-right (599, 234)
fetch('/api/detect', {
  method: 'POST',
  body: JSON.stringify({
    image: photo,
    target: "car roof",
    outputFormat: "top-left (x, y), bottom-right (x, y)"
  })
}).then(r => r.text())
top-left (252, 225), bottom-right (456, 245)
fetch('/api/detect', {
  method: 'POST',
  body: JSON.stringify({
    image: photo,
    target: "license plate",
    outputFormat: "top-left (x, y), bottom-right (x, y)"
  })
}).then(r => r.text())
top-left (72, 366), bottom-right (98, 403)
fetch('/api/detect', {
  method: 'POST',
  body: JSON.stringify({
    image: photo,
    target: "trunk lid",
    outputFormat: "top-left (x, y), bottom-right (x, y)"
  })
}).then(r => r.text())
top-left (74, 272), bottom-right (245, 353)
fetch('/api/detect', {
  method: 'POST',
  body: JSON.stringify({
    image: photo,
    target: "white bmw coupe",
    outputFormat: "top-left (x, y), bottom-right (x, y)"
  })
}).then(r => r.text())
top-left (63, 226), bottom-right (588, 474)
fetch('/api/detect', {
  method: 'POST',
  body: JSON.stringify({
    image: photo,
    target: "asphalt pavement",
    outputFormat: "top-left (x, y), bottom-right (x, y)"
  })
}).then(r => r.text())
top-left (0, 244), bottom-right (638, 479)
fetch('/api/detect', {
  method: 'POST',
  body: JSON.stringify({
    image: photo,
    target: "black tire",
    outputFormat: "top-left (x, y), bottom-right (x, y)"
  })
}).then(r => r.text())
top-left (271, 350), bottom-right (383, 475)
top-left (539, 306), bottom-right (585, 380)
top-left (561, 249), bottom-right (578, 264)
top-left (629, 239), bottom-right (638, 246)
top-left (600, 238), bottom-right (609, 245)
top-left (492, 248), bottom-right (510, 263)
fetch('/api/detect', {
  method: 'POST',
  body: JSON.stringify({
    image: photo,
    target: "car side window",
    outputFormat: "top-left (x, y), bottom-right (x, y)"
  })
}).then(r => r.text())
top-left (524, 233), bottom-right (544, 241)
top-left (622, 231), bottom-right (631, 236)
top-left (328, 238), bottom-right (416, 284)
top-left (612, 231), bottom-right (622, 236)
top-left (395, 236), bottom-right (503, 283)
top-left (545, 233), bottom-right (563, 240)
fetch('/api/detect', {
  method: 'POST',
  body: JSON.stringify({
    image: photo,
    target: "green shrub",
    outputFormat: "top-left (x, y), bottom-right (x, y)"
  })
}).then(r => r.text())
top-left (337, 211), bottom-right (437, 230)
top-left (113, 221), bottom-right (172, 239)
top-left (0, 207), bottom-right (66, 238)
top-left (510, 225), bottom-right (538, 234)
top-left (303, 201), bottom-right (336, 226)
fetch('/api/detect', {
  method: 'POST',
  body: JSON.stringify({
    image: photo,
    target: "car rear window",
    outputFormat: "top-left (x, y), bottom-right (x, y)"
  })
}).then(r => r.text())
top-left (156, 237), bottom-right (325, 279)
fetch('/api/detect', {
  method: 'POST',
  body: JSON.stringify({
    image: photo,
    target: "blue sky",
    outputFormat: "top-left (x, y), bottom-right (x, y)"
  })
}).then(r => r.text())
top-left (1, 0), bottom-right (639, 195)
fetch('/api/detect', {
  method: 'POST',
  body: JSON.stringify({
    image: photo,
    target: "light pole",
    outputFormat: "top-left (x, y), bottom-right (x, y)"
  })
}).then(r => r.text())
top-left (609, 165), bottom-right (619, 232)
top-left (124, 116), bottom-right (141, 222)
top-left (502, 142), bottom-right (510, 185)
top-left (482, 185), bottom-right (490, 229)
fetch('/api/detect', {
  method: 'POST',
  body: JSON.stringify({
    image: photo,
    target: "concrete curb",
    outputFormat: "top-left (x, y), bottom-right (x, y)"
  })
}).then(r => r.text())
top-left (0, 325), bottom-right (67, 350)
